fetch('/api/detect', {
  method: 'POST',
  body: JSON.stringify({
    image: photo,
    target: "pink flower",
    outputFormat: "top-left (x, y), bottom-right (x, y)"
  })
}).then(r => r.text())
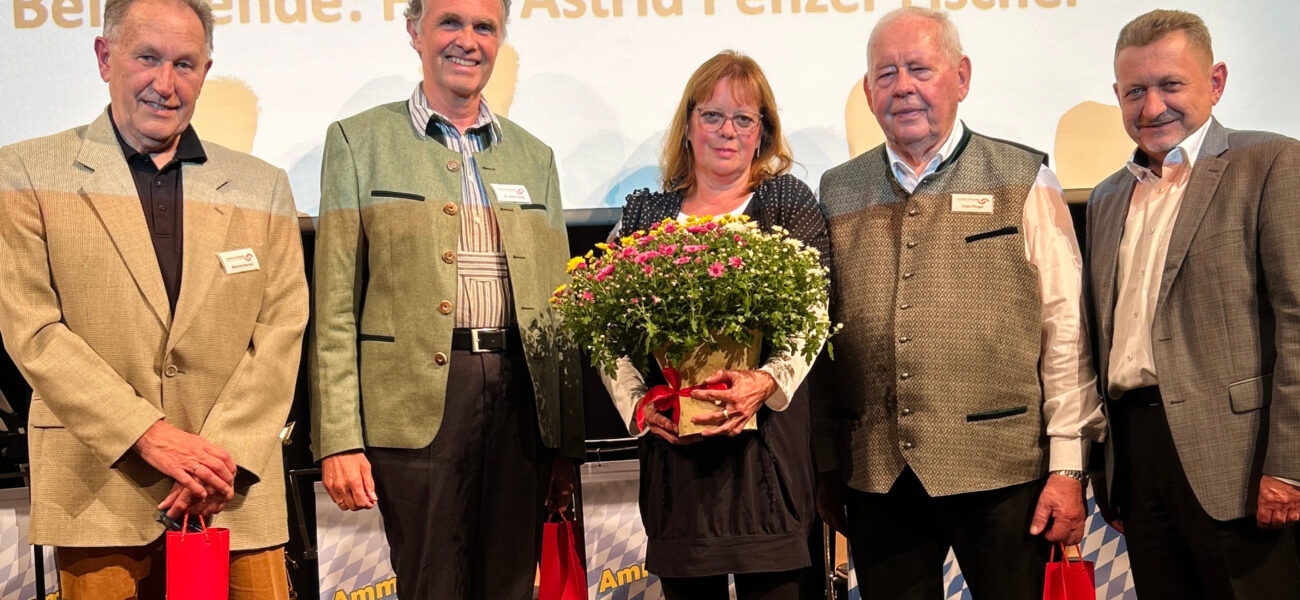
top-left (633, 251), bottom-right (659, 264)
top-left (687, 225), bottom-right (708, 234)
top-left (729, 256), bottom-right (743, 268)
top-left (708, 262), bottom-right (726, 277)
top-left (705, 222), bottom-right (718, 231)
top-left (581, 291), bottom-right (594, 302)
top-left (663, 222), bottom-right (678, 234)
top-left (621, 247), bottom-right (637, 259)
top-left (674, 256), bottom-right (691, 265)
top-left (658, 244), bottom-right (677, 256)
top-left (631, 297), bottom-right (639, 304)
top-left (636, 236), bottom-right (653, 247)
top-left (734, 235), bottom-right (743, 242)
top-left (643, 264), bottom-right (654, 275)
top-left (652, 296), bottom-right (661, 304)
top-left (595, 264), bottom-right (616, 281)
top-left (683, 244), bottom-right (709, 254)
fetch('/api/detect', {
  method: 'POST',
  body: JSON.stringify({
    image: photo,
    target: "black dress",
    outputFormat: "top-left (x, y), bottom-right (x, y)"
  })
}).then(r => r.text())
top-left (616, 173), bottom-right (830, 578)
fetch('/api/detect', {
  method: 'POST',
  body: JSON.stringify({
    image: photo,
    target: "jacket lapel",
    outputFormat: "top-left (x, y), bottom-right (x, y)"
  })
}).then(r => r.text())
top-left (1092, 176), bottom-right (1136, 350)
top-left (167, 150), bottom-right (233, 350)
top-left (1157, 119), bottom-right (1229, 311)
top-left (76, 112), bottom-right (172, 328)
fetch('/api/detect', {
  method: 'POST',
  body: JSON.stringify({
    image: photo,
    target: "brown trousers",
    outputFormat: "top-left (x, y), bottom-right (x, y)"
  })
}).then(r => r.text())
top-left (56, 542), bottom-right (289, 600)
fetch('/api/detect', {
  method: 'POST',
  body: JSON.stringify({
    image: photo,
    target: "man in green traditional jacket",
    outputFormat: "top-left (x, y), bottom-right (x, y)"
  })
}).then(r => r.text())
top-left (309, 1), bottom-right (583, 598)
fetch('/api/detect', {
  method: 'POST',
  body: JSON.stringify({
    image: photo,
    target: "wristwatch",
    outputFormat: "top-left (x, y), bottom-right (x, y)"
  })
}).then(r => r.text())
top-left (1051, 469), bottom-right (1088, 483)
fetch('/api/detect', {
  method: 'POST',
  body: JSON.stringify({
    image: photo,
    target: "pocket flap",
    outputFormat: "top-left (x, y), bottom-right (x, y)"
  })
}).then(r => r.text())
top-left (1228, 374), bottom-right (1272, 413)
top-left (28, 399), bottom-right (64, 428)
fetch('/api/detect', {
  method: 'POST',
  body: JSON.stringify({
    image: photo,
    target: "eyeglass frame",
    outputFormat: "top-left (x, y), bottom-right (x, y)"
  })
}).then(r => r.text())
top-left (693, 107), bottom-right (763, 134)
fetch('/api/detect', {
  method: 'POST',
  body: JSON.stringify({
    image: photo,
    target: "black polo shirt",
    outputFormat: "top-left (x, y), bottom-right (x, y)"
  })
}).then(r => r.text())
top-left (109, 115), bottom-right (207, 317)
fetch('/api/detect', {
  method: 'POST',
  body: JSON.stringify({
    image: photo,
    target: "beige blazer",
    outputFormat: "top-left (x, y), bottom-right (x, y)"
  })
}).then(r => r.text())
top-left (1087, 119), bottom-right (1300, 520)
top-left (0, 110), bottom-right (309, 550)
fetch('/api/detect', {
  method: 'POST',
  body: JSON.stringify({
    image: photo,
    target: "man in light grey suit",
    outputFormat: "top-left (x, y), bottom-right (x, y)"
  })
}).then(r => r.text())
top-left (1086, 9), bottom-right (1300, 598)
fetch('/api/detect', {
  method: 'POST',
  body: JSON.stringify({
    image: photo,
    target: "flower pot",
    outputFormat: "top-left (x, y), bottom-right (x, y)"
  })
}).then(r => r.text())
top-left (653, 332), bottom-right (762, 436)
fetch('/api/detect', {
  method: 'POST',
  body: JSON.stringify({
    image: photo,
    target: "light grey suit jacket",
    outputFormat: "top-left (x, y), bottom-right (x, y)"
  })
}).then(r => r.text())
top-left (1086, 119), bottom-right (1300, 521)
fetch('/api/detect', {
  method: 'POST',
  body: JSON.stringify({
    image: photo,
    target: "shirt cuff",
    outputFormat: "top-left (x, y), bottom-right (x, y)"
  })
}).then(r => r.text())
top-left (1049, 437), bottom-right (1086, 472)
top-left (1269, 475), bottom-right (1300, 488)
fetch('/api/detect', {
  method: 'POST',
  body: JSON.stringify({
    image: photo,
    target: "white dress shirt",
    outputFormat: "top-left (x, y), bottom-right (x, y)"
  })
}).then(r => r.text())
top-left (887, 121), bottom-right (1106, 471)
top-left (1108, 118), bottom-right (1213, 395)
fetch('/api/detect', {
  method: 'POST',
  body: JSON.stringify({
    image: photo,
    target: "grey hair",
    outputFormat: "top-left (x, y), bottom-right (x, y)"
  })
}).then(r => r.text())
top-left (405, 0), bottom-right (512, 32)
top-left (866, 6), bottom-right (963, 73)
top-left (104, 0), bottom-right (214, 54)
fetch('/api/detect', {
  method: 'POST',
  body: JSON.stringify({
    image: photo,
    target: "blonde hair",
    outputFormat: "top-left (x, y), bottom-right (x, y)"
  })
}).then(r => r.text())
top-left (1116, 9), bottom-right (1214, 68)
top-left (660, 51), bottom-right (793, 196)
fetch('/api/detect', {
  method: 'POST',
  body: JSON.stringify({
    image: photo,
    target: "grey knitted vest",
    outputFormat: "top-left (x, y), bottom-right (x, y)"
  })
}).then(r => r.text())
top-left (820, 131), bottom-right (1047, 496)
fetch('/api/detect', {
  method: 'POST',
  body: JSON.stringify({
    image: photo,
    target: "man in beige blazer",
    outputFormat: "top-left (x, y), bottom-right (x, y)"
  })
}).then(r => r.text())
top-left (310, 1), bottom-right (582, 598)
top-left (1086, 9), bottom-right (1300, 598)
top-left (0, 0), bottom-right (308, 597)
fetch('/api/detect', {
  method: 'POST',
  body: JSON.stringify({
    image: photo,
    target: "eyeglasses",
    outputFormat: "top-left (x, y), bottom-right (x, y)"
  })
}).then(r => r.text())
top-left (695, 108), bottom-right (762, 134)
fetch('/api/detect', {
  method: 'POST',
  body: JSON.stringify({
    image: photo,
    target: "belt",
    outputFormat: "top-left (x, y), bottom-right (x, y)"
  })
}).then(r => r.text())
top-left (1117, 385), bottom-right (1162, 407)
top-left (451, 328), bottom-right (519, 353)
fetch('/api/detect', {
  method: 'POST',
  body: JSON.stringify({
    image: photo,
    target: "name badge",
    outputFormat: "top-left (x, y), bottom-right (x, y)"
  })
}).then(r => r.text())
top-left (951, 194), bottom-right (995, 214)
top-left (490, 183), bottom-right (532, 204)
top-left (217, 248), bottom-right (260, 274)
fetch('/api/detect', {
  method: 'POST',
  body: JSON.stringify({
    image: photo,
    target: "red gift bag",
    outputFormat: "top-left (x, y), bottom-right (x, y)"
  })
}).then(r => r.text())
top-left (539, 512), bottom-right (587, 600)
top-left (1043, 543), bottom-right (1096, 600)
top-left (166, 514), bottom-right (231, 600)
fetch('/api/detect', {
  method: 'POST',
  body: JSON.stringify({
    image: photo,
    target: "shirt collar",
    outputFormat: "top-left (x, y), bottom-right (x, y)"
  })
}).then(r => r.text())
top-left (406, 84), bottom-right (502, 147)
top-left (885, 119), bottom-right (966, 183)
top-left (1125, 117), bottom-right (1213, 181)
top-left (108, 110), bottom-right (207, 168)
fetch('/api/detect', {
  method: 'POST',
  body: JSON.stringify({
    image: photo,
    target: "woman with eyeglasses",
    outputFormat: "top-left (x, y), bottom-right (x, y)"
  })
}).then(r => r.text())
top-left (602, 51), bottom-right (830, 600)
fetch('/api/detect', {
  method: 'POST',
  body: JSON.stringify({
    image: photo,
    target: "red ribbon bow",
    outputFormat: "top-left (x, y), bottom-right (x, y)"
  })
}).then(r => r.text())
top-left (635, 367), bottom-right (730, 431)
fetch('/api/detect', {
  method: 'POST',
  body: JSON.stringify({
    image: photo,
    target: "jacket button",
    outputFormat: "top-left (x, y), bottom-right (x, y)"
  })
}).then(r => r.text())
top-left (906, 241), bottom-right (918, 249)
top-left (433, 352), bottom-right (448, 366)
top-left (900, 372), bottom-right (911, 381)
top-left (899, 303), bottom-right (912, 310)
top-left (902, 272), bottom-right (914, 280)
top-left (438, 301), bottom-right (453, 315)
top-left (443, 202), bottom-right (459, 216)
top-left (898, 336), bottom-right (910, 344)
top-left (907, 208), bottom-right (918, 217)
top-left (164, 364), bottom-right (179, 377)
top-left (900, 408), bottom-right (912, 416)
top-left (446, 160), bottom-right (460, 173)
top-left (901, 441), bottom-right (915, 450)
top-left (442, 250), bottom-right (456, 264)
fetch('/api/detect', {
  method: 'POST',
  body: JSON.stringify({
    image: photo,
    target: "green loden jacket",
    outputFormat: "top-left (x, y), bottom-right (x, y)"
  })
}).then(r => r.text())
top-left (310, 102), bottom-right (583, 462)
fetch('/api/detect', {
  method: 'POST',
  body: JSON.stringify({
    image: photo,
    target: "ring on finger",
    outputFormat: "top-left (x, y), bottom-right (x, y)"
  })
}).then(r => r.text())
top-left (191, 463), bottom-right (202, 474)
top-left (723, 407), bottom-right (730, 418)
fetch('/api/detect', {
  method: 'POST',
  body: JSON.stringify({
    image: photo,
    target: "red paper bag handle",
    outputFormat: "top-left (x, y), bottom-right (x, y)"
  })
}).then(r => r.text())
top-left (1048, 543), bottom-right (1086, 600)
top-left (179, 514), bottom-right (211, 545)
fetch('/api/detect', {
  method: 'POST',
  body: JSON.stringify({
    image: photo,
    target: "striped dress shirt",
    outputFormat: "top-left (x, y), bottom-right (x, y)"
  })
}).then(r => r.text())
top-left (407, 85), bottom-right (514, 328)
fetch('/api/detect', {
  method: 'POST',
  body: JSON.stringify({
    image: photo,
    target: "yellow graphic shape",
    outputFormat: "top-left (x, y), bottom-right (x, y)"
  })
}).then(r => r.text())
top-left (1054, 101), bottom-right (1132, 190)
top-left (845, 78), bottom-right (885, 158)
top-left (484, 43), bottom-right (520, 117)
top-left (192, 77), bottom-right (260, 153)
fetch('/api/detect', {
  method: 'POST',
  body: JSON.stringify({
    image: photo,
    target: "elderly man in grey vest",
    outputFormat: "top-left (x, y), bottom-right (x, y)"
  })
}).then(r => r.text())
top-left (813, 7), bottom-right (1104, 599)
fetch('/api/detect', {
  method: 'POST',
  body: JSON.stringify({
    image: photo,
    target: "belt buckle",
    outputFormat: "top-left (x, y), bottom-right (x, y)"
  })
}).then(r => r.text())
top-left (470, 328), bottom-right (503, 353)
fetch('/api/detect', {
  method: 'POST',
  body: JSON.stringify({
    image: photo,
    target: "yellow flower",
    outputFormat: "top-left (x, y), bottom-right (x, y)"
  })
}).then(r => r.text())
top-left (595, 242), bottom-right (609, 251)
top-left (553, 283), bottom-right (568, 295)
top-left (565, 258), bottom-right (586, 274)
top-left (620, 236), bottom-right (636, 247)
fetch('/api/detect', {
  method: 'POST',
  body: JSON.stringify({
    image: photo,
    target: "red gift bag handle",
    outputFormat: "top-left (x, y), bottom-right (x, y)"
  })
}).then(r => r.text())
top-left (1048, 543), bottom-right (1086, 600)
top-left (179, 514), bottom-right (211, 545)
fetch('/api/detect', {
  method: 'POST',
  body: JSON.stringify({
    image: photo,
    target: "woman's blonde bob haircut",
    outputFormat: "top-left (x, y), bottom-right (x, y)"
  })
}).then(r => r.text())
top-left (660, 51), bottom-right (794, 196)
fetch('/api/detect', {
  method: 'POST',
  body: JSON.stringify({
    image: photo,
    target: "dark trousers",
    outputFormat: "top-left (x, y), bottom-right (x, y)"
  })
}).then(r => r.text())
top-left (844, 468), bottom-right (1049, 600)
top-left (368, 348), bottom-right (550, 600)
top-left (1111, 389), bottom-right (1300, 600)
top-left (660, 569), bottom-right (805, 600)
